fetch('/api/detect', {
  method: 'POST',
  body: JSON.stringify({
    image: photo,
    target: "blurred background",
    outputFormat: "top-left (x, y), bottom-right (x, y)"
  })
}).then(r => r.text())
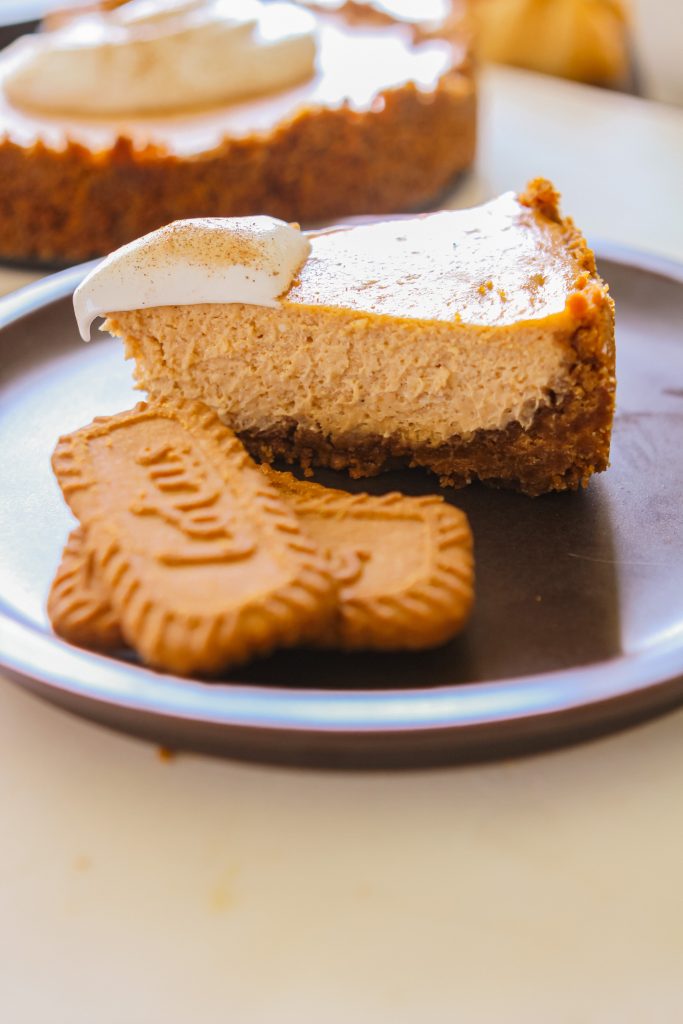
top-left (0, 0), bottom-right (680, 105)
top-left (475, 0), bottom-right (682, 105)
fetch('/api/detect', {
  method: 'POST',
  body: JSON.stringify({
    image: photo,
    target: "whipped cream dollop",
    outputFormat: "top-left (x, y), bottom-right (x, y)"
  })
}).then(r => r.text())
top-left (74, 216), bottom-right (311, 340)
top-left (5, 0), bottom-right (317, 116)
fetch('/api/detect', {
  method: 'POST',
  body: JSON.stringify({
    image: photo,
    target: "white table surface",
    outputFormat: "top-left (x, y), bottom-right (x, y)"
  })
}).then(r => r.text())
top-left (1, 66), bottom-right (683, 1023)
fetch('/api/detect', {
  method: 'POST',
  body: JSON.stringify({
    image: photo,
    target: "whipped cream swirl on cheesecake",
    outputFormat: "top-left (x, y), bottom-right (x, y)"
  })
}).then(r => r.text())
top-left (74, 216), bottom-right (311, 340)
top-left (5, 0), bottom-right (317, 116)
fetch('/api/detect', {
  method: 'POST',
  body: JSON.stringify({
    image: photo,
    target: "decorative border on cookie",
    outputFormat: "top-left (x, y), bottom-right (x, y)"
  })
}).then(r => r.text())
top-left (47, 526), bottom-right (124, 650)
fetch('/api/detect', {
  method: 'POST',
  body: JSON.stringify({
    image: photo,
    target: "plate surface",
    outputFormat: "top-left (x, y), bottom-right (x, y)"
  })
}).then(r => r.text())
top-left (1, 250), bottom-right (682, 767)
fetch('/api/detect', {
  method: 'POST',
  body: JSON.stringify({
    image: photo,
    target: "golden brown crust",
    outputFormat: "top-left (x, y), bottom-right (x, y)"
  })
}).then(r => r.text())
top-left (51, 400), bottom-right (337, 675)
top-left (262, 468), bottom-right (474, 649)
top-left (0, 17), bottom-right (476, 264)
top-left (47, 526), bottom-right (124, 650)
top-left (519, 176), bottom-right (564, 224)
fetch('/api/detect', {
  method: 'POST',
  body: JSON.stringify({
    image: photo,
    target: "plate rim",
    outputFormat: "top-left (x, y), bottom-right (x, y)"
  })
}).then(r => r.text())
top-left (1, 611), bottom-right (683, 734)
top-left (1, 245), bottom-right (683, 760)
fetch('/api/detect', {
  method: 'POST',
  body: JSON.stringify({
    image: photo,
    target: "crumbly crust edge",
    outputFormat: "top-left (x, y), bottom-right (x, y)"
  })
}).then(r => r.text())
top-left (47, 525), bottom-right (124, 650)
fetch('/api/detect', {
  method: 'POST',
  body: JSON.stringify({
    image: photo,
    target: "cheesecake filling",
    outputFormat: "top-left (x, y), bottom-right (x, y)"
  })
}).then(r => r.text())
top-left (74, 216), bottom-right (312, 340)
top-left (107, 304), bottom-right (573, 446)
top-left (84, 195), bottom-right (591, 444)
top-left (5, 0), bottom-right (317, 116)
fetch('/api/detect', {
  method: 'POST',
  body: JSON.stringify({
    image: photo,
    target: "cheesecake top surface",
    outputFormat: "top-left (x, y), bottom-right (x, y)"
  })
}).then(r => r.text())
top-left (75, 181), bottom-right (604, 336)
top-left (286, 185), bottom-right (601, 328)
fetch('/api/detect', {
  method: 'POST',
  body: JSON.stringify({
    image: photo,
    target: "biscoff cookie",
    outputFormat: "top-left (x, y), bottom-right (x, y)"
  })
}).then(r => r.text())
top-left (51, 401), bottom-right (337, 675)
top-left (48, 526), bottom-right (124, 651)
top-left (49, 468), bottom-right (475, 656)
top-left (262, 468), bottom-right (474, 650)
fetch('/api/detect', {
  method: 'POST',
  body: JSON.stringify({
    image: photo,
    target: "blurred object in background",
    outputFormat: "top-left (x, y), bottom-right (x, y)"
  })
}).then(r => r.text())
top-left (43, 0), bottom-right (126, 29)
top-left (4, 0), bottom-right (681, 105)
top-left (630, 0), bottom-right (683, 105)
top-left (0, 1), bottom-right (117, 45)
top-left (0, 3), bottom-right (41, 48)
top-left (473, 0), bottom-right (630, 86)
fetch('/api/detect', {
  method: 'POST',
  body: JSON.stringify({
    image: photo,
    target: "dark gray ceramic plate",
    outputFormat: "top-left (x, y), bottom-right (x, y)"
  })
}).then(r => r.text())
top-left (1, 247), bottom-right (682, 767)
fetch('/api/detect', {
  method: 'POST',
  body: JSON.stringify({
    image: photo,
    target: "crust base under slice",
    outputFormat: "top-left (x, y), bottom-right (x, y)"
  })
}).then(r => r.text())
top-left (238, 313), bottom-right (615, 498)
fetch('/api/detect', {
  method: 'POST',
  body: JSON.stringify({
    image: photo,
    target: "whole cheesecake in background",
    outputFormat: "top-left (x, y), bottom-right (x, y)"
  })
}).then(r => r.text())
top-left (76, 179), bottom-right (616, 496)
top-left (0, 0), bottom-right (476, 265)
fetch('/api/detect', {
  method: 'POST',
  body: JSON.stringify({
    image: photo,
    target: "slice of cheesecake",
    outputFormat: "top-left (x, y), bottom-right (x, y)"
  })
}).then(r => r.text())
top-left (77, 179), bottom-right (615, 496)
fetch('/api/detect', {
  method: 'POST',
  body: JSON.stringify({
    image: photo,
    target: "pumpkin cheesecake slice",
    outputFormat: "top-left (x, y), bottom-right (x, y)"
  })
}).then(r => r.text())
top-left (75, 178), bottom-right (616, 496)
